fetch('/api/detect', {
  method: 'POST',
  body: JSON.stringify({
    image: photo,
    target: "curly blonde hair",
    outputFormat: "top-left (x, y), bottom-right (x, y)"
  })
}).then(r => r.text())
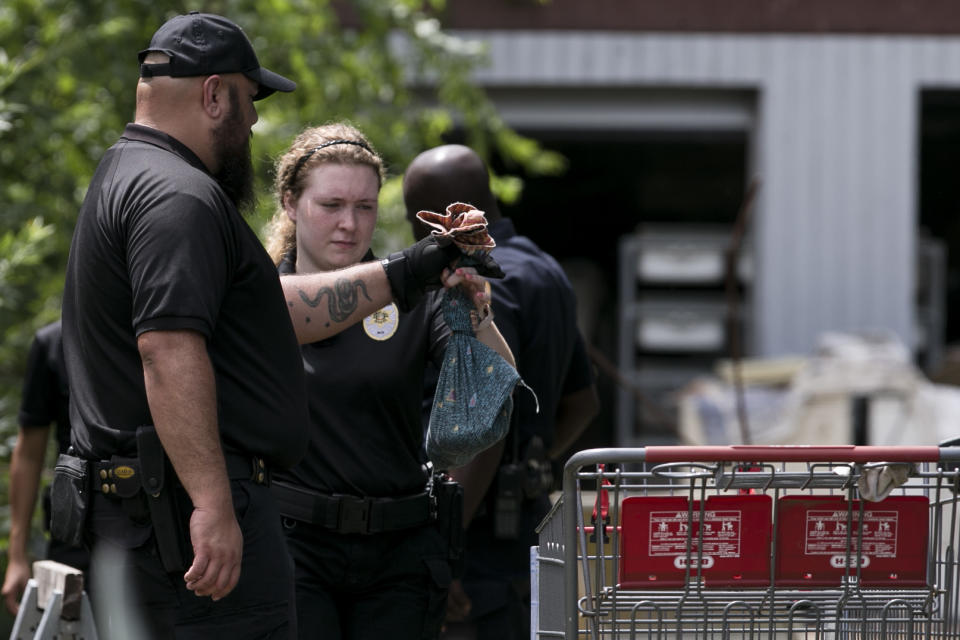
top-left (264, 122), bottom-right (385, 265)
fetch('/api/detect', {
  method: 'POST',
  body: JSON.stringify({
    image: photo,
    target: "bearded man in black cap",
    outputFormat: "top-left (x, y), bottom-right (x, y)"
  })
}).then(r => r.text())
top-left (60, 12), bottom-right (466, 639)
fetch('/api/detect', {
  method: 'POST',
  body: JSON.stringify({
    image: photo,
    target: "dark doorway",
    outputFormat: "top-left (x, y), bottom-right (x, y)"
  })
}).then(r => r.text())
top-left (490, 130), bottom-right (749, 452)
top-left (918, 90), bottom-right (959, 377)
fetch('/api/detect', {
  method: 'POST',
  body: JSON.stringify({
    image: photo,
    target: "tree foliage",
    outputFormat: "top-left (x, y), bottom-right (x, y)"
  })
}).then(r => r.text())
top-left (0, 0), bottom-right (563, 554)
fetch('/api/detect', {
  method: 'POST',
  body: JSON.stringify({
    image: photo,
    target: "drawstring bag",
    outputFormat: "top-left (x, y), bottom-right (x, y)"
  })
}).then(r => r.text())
top-left (428, 287), bottom-right (521, 469)
top-left (419, 203), bottom-right (532, 470)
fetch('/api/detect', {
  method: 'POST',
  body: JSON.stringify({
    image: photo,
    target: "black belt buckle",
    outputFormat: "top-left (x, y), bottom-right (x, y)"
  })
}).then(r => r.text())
top-left (334, 494), bottom-right (372, 534)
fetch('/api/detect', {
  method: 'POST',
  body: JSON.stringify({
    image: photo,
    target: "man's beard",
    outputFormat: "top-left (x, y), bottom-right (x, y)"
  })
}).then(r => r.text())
top-left (212, 87), bottom-right (255, 215)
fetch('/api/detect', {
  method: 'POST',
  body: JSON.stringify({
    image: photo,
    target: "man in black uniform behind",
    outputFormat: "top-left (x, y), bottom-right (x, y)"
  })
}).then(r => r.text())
top-left (404, 145), bottom-right (600, 639)
top-left (61, 12), bottom-right (463, 639)
top-left (2, 320), bottom-right (89, 615)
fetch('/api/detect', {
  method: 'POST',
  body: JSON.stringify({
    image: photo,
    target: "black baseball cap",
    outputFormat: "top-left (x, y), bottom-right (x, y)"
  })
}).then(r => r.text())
top-left (138, 11), bottom-right (295, 100)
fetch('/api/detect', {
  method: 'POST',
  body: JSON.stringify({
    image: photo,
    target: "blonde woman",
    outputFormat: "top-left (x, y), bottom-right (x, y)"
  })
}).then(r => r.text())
top-left (266, 123), bottom-right (513, 640)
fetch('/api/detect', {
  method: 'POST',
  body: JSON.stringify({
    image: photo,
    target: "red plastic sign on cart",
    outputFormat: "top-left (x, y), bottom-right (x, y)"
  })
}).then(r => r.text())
top-left (619, 494), bottom-right (772, 589)
top-left (774, 495), bottom-right (928, 587)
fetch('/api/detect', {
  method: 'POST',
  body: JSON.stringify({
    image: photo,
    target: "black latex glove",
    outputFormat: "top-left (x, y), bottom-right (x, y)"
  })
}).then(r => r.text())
top-left (382, 235), bottom-right (461, 311)
top-left (464, 252), bottom-right (505, 280)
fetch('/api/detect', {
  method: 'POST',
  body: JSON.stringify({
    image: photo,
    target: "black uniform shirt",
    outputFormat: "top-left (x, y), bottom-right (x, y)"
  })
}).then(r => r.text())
top-left (19, 320), bottom-right (71, 455)
top-left (62, 124), bottom-right (308, 467)
top-left (274, 255), bottom-right (449, 497)
top-left (487, 218), bottom-right (594, 451)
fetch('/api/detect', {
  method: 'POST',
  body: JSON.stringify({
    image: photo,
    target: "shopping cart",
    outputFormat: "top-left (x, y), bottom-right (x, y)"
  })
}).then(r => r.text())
top-left (533, 445), bottom-right (960, 639)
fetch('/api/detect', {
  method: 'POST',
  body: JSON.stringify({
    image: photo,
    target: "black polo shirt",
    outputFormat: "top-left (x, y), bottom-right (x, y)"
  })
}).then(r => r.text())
top-left (62, 124), bottom-right (308, 468)
top-left (274, 256), bottom-right (449, 497)
top-left (19, 320), bottom-right (71, 455)
top-left (486, 218), bottom-right (594, 451)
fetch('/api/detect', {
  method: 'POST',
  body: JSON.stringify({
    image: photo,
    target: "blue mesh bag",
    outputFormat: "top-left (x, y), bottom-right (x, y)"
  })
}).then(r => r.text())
top-left (425, 285), bottom-right (522, 470)
top-left (418, 202), bottom-right (533, 470)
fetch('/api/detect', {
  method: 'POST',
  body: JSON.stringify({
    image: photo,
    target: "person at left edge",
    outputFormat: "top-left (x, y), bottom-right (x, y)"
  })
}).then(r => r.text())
top-left (2, 320), bottom-right (89, 615)
top-left (61, 12), bottom-right (464, 640)
top-left (264, 122), bottom-right (515, 640)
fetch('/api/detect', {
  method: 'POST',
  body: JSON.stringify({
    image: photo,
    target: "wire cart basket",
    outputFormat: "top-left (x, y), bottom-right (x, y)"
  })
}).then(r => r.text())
top-left (533, 445), bottom-right (960, 639)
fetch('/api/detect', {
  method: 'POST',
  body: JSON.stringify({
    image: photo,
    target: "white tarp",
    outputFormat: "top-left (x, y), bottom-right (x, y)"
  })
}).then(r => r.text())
top-left (679, 331), bottom-right (960, 446)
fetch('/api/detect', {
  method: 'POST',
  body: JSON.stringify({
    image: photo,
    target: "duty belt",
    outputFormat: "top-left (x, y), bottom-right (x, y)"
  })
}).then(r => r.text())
top-left (271, 480), bottom-right (433, 535)
top-left (93, 451), bottom-right (270, 498)
top-left (224, 452), bottom-right (271, 486)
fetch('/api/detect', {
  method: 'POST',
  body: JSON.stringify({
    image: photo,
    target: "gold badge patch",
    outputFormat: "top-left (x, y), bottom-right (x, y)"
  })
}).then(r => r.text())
top-left (114, 465), bottom-right (135, 479)
top-left (363, 303), bottom-right (399, 341)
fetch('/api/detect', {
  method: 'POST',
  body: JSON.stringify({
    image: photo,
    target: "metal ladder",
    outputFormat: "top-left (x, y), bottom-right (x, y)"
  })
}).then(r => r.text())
top-left (9, 560), bottom-right (98, 640)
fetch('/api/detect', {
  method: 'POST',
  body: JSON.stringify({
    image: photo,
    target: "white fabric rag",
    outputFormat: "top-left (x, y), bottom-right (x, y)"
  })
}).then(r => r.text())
top-left (857, 463), bottom-right (915, 501)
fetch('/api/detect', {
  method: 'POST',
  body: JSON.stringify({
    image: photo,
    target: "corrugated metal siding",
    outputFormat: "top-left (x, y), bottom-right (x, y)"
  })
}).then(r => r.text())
top-left (457, 31), bottom-right (960, 357)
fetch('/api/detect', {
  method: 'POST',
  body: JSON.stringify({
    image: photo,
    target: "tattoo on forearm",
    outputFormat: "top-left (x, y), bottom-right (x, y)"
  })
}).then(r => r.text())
top-left (297, 278), bottom-right (372, 323)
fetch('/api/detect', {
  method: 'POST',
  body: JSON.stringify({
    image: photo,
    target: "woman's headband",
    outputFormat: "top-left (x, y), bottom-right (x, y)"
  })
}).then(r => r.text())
top-left (289, 139), bottom-right (374, 184)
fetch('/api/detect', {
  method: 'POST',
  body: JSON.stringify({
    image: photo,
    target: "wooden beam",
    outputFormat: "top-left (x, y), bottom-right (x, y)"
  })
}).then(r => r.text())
top-left (33, 559), bottom-right (84, 621)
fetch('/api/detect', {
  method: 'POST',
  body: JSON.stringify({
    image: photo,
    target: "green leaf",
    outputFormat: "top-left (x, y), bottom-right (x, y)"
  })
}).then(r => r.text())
top-left (0, 0), bottom-right (567, 560)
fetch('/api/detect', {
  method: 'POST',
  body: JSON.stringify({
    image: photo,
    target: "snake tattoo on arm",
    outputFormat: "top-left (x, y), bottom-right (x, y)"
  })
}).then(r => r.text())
top-left (297, 277), bottom-right (373, 323)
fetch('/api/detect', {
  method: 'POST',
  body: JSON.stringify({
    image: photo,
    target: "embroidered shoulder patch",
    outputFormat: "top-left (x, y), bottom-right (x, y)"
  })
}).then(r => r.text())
top-left (363, 303), bottom-right (399, 341)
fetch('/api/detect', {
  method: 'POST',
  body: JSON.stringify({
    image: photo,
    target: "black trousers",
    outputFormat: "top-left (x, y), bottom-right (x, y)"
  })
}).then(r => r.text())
top-left (283, 518), bottom-right (451, 640)
top-left (441, 495), bottom-right (550, 640)
top-left (87, 480), bottom-right (296, 640)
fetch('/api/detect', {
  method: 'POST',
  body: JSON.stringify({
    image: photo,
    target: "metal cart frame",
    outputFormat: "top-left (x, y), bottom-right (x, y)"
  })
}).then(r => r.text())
top-left (537, 445), bottom-right (960, 639)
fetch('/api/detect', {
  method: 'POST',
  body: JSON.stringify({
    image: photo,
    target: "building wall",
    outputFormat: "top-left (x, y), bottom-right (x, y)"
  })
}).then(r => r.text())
top-left (441, 0), bottom-right (960, 34)
top-left (455, 30), bottom-right (960, 357)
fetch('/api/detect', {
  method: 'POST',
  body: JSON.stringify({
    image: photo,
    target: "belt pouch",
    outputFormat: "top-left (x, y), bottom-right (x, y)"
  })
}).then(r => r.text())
top-left (434, 475), bottom-right (464, 576)
top-left (50, 454), bottom-right (90, 548)
top-left (137, 426), bottom-right (192, 573)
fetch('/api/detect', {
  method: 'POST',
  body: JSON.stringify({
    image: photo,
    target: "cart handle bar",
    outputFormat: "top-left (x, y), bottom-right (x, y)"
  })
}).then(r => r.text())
top-left (643, 445), bottom-right (952, 463)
